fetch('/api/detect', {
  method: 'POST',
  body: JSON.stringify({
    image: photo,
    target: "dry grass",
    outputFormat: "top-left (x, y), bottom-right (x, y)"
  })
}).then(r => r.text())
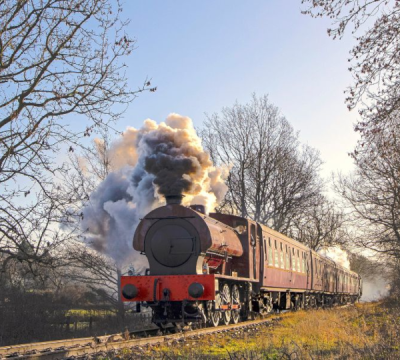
top-left (100, 300), bottom-right (400, 359)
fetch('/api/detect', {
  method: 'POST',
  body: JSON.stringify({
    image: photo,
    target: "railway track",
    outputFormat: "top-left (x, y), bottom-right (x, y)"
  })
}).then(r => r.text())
top-left (0, 304), bottom-right (354, 360)
top-left (0, 325), bottom-right (162, 360)
top-left (0, 317), bottom-right (277, 359)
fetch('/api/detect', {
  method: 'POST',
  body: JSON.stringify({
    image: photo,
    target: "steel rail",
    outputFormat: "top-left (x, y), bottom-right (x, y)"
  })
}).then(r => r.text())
top-left (0, 325), bottom-right (162, 359)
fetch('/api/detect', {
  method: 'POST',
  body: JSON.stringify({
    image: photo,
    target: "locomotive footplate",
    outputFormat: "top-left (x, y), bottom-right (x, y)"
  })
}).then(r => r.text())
top-left (121, 274), bottom-right (216, 302)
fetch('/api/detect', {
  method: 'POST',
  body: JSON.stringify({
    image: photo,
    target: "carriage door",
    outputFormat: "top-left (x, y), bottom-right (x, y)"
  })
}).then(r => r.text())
top-left (251, 224), bottom-right (257, 279)
top-left (306, 252), bottom-right (311, 290)
top-left (289, 247), bottom-right (293, 285)
top-left (260, 236), bottom-right (265, 283)
top-left (257, 225), bottom-right (265, 283)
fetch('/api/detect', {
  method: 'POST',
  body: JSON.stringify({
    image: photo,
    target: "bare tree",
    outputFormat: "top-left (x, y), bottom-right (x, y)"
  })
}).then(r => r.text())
top-left (336, 127), bottom-right (400, 262)
top-left (62, 129), bottom-right (113, 220)
top-left (289, 196), bottom-right (346, 251)
top-left (301, 0), bottom-right (400, 149)
top-left (65, 242), bottom-right (126, 317)
top-left (60, 131), bottom-right (139, 320)
top-left (349, 252), bottom-right (386, 281)
top-left (201, 94), bottom-right (323, 233)
top-left (0, 0), bottom-right (153, 274)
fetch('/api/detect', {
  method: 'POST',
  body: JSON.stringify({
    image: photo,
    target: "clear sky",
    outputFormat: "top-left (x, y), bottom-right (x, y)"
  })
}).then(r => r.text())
top-left (108, 0), bottom-right (360, 180)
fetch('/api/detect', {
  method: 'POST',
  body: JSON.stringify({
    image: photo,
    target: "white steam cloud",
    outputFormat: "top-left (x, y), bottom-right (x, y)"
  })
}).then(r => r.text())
top-left (318, 247), bottom-right (391, 301)
top-left (81, 114), bottom-right (228, 267)
top-left (361, 276), bottom-right (390, 302)
top-left (318, 246), bottom-right (350, 269)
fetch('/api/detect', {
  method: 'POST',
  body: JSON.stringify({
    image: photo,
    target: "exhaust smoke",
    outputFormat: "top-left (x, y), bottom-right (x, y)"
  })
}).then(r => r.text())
top-left (318, 246), bottom-right (350, 269)
top-left (81, 114), bottom-right (228, 267)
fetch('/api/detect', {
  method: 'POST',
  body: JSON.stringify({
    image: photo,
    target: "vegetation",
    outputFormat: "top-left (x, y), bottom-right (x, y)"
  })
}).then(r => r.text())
top-left (302, 0), bottom-right (400, 148)
top-left (301, 0), bottom-right (400, 292)
top-left (0, 283), bottom-right (151, 346)
top-left (201, 94), bottom-right (345, 251)
top-left (0, 0), bottom-right (152, 277)
top-left (115, 301), bottom-right (400, 359)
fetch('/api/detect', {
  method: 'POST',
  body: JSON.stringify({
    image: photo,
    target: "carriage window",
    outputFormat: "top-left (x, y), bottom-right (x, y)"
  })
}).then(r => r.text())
top-left (315, 259), bottom-right (317, 275)
top-left (269, 237), bottom-right (271, 247)
top-left (292, 249), bottom-right (295, 271)
top-left (280, 245), bottom-right (285, 269)
top-left (286, 248), bottom-right (291, 269)
top-left (268, 245), bottom-right (274, 266)
top-left (274, 245), bottom-right (279, 267)
top-left (274, 239), bottom-right (277, 249)
top-left (263, 238), bottom-right (267, 259)
top-left (297, 249), bottom-right (300, 257)
top-left (300, 253), bottom-right (303, 272)
top-left (290, 248), bottom-right (294, 270)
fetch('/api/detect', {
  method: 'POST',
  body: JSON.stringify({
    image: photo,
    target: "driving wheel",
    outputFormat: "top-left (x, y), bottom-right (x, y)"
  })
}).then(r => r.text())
top-left (221, 283), bottom-right (231, 325)
top-left (231, 284), bottom-right (240, 324)
top-left (209, 294), bottom-right (221, 327)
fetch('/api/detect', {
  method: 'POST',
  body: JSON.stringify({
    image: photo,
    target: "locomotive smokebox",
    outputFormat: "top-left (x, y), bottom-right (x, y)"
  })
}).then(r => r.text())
top-left (165, 194), bottom-right (184, 205)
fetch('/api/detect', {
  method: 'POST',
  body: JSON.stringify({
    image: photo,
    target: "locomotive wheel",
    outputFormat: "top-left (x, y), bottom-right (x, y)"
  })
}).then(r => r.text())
top-left (221, 283), bottom-right (231, 325)
top-left (209, 311), bottom-right (220, 327)
top-left (231, 284), bottom-right (240, 324)
top-left (157, 322), bottom-right (169, 330)
top-left (209, 294), bottom-right (221, 327)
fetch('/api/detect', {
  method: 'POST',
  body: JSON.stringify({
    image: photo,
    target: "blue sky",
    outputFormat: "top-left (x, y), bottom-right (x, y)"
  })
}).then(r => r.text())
top-left (103, 0), bottom-right (360, 179)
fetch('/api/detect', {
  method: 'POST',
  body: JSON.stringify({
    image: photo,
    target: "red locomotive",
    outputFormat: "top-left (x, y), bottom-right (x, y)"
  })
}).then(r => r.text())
top-left (121, 195), bottom-right (362, 327)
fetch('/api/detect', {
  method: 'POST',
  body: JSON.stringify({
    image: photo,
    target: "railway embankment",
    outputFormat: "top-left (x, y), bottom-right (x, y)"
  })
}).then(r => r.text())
top-left (2, 300), bottom-right (398, 359)
top-left (147, 300), bottom-right (399, 359)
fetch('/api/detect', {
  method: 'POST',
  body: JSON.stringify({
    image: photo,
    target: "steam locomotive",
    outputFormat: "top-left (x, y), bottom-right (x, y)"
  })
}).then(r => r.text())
top-left (121, 195), bottom-right (362, 327)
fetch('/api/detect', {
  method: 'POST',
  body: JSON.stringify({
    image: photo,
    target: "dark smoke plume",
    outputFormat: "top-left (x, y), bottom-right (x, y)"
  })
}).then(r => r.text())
top-left (81, 114), bottom-right (228, 267)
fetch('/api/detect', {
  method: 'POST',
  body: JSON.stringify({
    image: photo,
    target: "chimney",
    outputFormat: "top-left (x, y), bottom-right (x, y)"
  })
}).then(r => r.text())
top-left (165, 194), bottom-right (184, 205)
top-left (189, 204), bottom-right (206, 214)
